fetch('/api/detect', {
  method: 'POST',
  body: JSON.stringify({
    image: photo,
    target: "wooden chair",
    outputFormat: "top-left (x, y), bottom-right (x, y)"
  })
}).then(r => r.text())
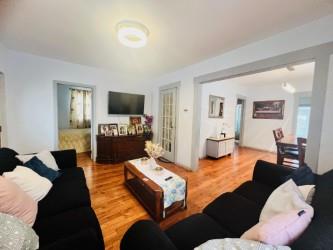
top-left (273, 128), bottom-right (299, 168)
top-left (297, 137), bottom-right (307, 167)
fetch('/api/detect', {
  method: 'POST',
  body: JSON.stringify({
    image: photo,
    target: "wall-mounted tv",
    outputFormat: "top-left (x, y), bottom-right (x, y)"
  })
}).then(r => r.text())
top-left (108, 91), bottom-right (145, 115)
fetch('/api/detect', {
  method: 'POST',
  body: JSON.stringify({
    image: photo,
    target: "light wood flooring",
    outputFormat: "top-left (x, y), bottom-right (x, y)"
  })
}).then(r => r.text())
top-left (78, 147), bottom-right (276, 250)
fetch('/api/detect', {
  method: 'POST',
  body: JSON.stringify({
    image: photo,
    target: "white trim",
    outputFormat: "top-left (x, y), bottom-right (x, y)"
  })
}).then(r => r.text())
top-left (53, 80), bottom-right (97, 160)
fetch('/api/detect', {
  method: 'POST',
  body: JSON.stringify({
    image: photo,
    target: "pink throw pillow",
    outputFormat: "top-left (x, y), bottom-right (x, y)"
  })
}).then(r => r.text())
top-left (0, 176), bottom-right (37, 226)
top-left (241, 208), bottom-right (313, 245)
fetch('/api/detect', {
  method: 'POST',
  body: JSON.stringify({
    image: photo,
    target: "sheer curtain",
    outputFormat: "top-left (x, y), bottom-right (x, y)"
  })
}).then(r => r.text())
top-left (70, 88), bottom-right (92, 128)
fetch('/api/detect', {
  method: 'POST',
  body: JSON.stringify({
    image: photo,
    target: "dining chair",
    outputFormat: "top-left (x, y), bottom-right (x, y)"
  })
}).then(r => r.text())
top-left (297, 137), bottom-right (307, 167)
top-left (273, 128), bottom-right (299, 168)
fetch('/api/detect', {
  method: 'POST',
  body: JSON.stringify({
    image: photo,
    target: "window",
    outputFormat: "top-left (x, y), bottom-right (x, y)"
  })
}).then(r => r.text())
top-left (296, 106), bottom-right (311, 138)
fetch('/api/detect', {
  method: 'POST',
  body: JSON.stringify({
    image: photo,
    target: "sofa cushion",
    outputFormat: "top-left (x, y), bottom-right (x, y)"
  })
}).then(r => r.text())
top-left (0, 148), bottom-right (22, 174)
top-left (234, 181), bottom-right (274, 208)
top-left (24, 156), bottom-right (61, 182)
top-left (203, 192), bottom-right (261, 236)
top-left (37, 168), bottom-right (90, 219)
top-left (165, 213), bottom-right (232, 250)
top-left (33, 206), bottom-right (104, 249)
top-left (39, 228), bottom-right (102, 250)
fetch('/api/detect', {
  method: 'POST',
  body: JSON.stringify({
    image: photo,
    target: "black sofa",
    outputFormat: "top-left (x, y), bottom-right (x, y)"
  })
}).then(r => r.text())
top-left (0, 147), bottom-right (104, 250)
top-left (121, 160), bottom-right (333, 250)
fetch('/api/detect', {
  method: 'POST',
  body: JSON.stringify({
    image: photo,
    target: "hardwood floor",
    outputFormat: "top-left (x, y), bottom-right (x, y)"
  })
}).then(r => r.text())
top-left (78, 147), bottom-right (276, 250)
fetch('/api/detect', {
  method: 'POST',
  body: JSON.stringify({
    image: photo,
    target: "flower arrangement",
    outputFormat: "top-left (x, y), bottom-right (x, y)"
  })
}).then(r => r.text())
top-left (144, 141), bottom-right (164, 159)
top-left (143, 114), bottom-right (153, 128)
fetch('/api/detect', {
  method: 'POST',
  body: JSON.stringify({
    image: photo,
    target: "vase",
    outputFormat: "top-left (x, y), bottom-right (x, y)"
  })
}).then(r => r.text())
top-left (149, 157), bottom-right (163, 171)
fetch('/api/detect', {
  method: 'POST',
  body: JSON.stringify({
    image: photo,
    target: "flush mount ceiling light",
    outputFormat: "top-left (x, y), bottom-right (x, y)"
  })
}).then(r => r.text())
top-left (116, 20), bottom-right (149, 48)
top-left (282, 82), bottom-right (296, 94)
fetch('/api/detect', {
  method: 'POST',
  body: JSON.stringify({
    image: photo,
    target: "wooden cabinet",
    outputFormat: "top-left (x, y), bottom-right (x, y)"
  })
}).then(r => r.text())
top-left (96, 134), bottom-right (152, 164)
top-left (206, 137), bottom-right (235, 158)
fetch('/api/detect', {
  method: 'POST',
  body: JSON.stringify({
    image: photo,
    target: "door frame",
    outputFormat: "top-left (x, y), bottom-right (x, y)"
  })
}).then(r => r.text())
top-left (53, 81), bottom-right (97, 160)
top-left (158, 82), bottom-right (180, 163)
top-left (192, 41), bottom-right (333, 172)
top-left (235, 95), bottom-right (246, 146)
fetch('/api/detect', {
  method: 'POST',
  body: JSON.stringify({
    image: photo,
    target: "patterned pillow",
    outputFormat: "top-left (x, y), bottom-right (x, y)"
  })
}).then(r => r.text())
top-left (194, 238), bottom-right (290, 250)
top-left (0, 213), bottom-right (39, 250)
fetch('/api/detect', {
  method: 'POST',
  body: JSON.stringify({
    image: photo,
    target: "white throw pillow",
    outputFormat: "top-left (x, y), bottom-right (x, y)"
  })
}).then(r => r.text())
top-left (298, 185), bottom-right (315, 204)
top-left (260, 179), bottom-right (313, 222)
top-left (3, 166), bottom-right (52, 202)
top-left (16, 150), bottom-right (59, 171)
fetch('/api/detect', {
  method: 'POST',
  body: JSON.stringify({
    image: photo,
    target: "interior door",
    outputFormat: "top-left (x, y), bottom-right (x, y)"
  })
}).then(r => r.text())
top-left (159, 87), bottom-right (177, 162)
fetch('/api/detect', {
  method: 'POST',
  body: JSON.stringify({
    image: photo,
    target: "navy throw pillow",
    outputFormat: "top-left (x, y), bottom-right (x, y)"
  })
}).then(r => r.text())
top-left (24, 156), bottom-right (61, 182)
top-left (284, 164), bottom-right (315, 185)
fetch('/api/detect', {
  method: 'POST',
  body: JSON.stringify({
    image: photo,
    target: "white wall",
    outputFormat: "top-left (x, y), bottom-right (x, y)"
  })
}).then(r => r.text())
top-left (2, 49), bottom-right (152, 155)
top-left (199, 82), bottom-right (247, 158)
top-left (318, 54), bottom-right (333, 174)
top-left (149, 14), bottom-right (333, 170)
top-left (199, 79), bottom-right (313, 158)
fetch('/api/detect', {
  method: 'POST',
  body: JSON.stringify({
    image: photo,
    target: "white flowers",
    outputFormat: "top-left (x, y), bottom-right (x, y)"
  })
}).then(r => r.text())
top-left (144, 141), bottom-right (164, 159)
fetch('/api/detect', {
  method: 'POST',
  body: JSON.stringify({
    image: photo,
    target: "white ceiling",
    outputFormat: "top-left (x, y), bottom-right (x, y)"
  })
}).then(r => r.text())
top-left (0, 0), bottom-right (332, 82)
top-left (219, 62), bottom-right (315, 92)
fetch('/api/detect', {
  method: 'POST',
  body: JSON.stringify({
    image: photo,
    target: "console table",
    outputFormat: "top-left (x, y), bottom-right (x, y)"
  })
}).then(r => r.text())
top-left (206, 136), bottom-right (235, 158)
top-left (96, 134), bottom-right (152, 164)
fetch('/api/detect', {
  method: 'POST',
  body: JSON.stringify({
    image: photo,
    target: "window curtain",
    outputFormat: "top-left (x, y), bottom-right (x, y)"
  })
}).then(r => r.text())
top-left (70, 88), bottom-right (92, 128)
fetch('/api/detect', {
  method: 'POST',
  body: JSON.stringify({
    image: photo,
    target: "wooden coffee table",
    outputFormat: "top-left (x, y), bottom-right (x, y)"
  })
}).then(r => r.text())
top-left (124, 160), bottom-right (187, 222)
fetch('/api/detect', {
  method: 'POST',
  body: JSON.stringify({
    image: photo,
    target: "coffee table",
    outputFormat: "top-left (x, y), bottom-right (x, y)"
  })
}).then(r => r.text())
top-left (124, 159), bottom-right (187, 222)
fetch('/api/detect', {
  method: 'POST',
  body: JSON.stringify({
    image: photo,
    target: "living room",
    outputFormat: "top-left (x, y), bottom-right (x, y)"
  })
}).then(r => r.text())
top-left (1, 1), bottom-right (333, 250)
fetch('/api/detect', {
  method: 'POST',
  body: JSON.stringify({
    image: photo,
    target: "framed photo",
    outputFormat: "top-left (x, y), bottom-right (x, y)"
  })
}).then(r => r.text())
top-left (143, 124), bottom-right (151, 134)
top-left (118, 124), bottom-right (128, 136)
top-left (253, 100), bottom-right (285, 119)
top-left (135, 124), bottom-right (144, 135)
top-left (208, 95), bottom-right (224, 118)
top-left (130, 116), bottom-right (142, 125)
top-left (106, 123), bottom-right (119, 136)
top-left (98, 124), bottom-right (110, 135)
top-left (127, 125), bottom-right (136, 135)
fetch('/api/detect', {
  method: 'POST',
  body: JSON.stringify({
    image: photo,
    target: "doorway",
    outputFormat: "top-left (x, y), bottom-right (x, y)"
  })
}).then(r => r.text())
top-left (158, 86), bottom-right (178, 162)
top-left (0, 73), bottom-right (7, 147)
top-left (235, 98), bottom-right (245, 145)
top-left (55, 82), bottom-right (94, 158)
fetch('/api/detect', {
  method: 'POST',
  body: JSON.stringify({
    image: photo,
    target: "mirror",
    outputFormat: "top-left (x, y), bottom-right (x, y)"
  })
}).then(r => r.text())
top-left (208, 95), bottom-right (224, 118)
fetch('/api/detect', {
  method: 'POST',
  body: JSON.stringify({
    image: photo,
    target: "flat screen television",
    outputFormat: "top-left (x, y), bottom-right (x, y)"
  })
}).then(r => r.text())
top-left (108, 91), bottom-right (145, 115)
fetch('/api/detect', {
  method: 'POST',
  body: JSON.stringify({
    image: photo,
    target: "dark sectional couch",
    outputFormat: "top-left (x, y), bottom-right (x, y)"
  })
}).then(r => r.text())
top-left (121, 160), bottom-right (333, 250)
top-left (0, 148), bottom-right (104, 250)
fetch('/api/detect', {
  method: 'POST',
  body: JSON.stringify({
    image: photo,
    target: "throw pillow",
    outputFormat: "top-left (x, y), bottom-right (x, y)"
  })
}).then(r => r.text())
top-left (3, 166), bottom-right (53, 202)
top-left (24, 156), bottom-right (61, 182)
top-left (298, 185), bottom-right (316, 204)
top-left (194, 238), bottom-right (290, 250)
top-left (16, 150), bottom-right (59, 171)
top-left (0, 176), bottom-right (37, 226)
top-left (0, 212), bottom-right (39, 249)
top-left (241, 209), bottom-right (313, 245)
top-left (284, 164), bottom-right (315, 185)
top-left (260, 179), bottom-right (313, 222)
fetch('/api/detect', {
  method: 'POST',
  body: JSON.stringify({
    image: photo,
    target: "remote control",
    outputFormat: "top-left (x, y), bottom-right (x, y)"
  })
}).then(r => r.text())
top-left (165, 176), bottom-right (173, 181)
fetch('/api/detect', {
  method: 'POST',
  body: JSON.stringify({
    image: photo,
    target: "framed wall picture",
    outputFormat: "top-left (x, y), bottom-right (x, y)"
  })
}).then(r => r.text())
top-left (208, 95), bottom-right (224, 118)
top-left (130, 116), bottom-right (142, 125)
top-left (253, 100), bottom-right (285, 119)
top-left (135, 124), bottom-right (144, 135)
top-left (128, 125), bottom-right (136, 135)
top-left (118, 124), bottom-right (128, 136)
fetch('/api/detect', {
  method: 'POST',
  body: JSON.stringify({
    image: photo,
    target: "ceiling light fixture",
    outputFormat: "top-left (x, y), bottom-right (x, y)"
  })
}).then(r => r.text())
top-left (116, 20), bottom-right (149, 48)
top-left (281, 82), bottom-right (295, 94)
